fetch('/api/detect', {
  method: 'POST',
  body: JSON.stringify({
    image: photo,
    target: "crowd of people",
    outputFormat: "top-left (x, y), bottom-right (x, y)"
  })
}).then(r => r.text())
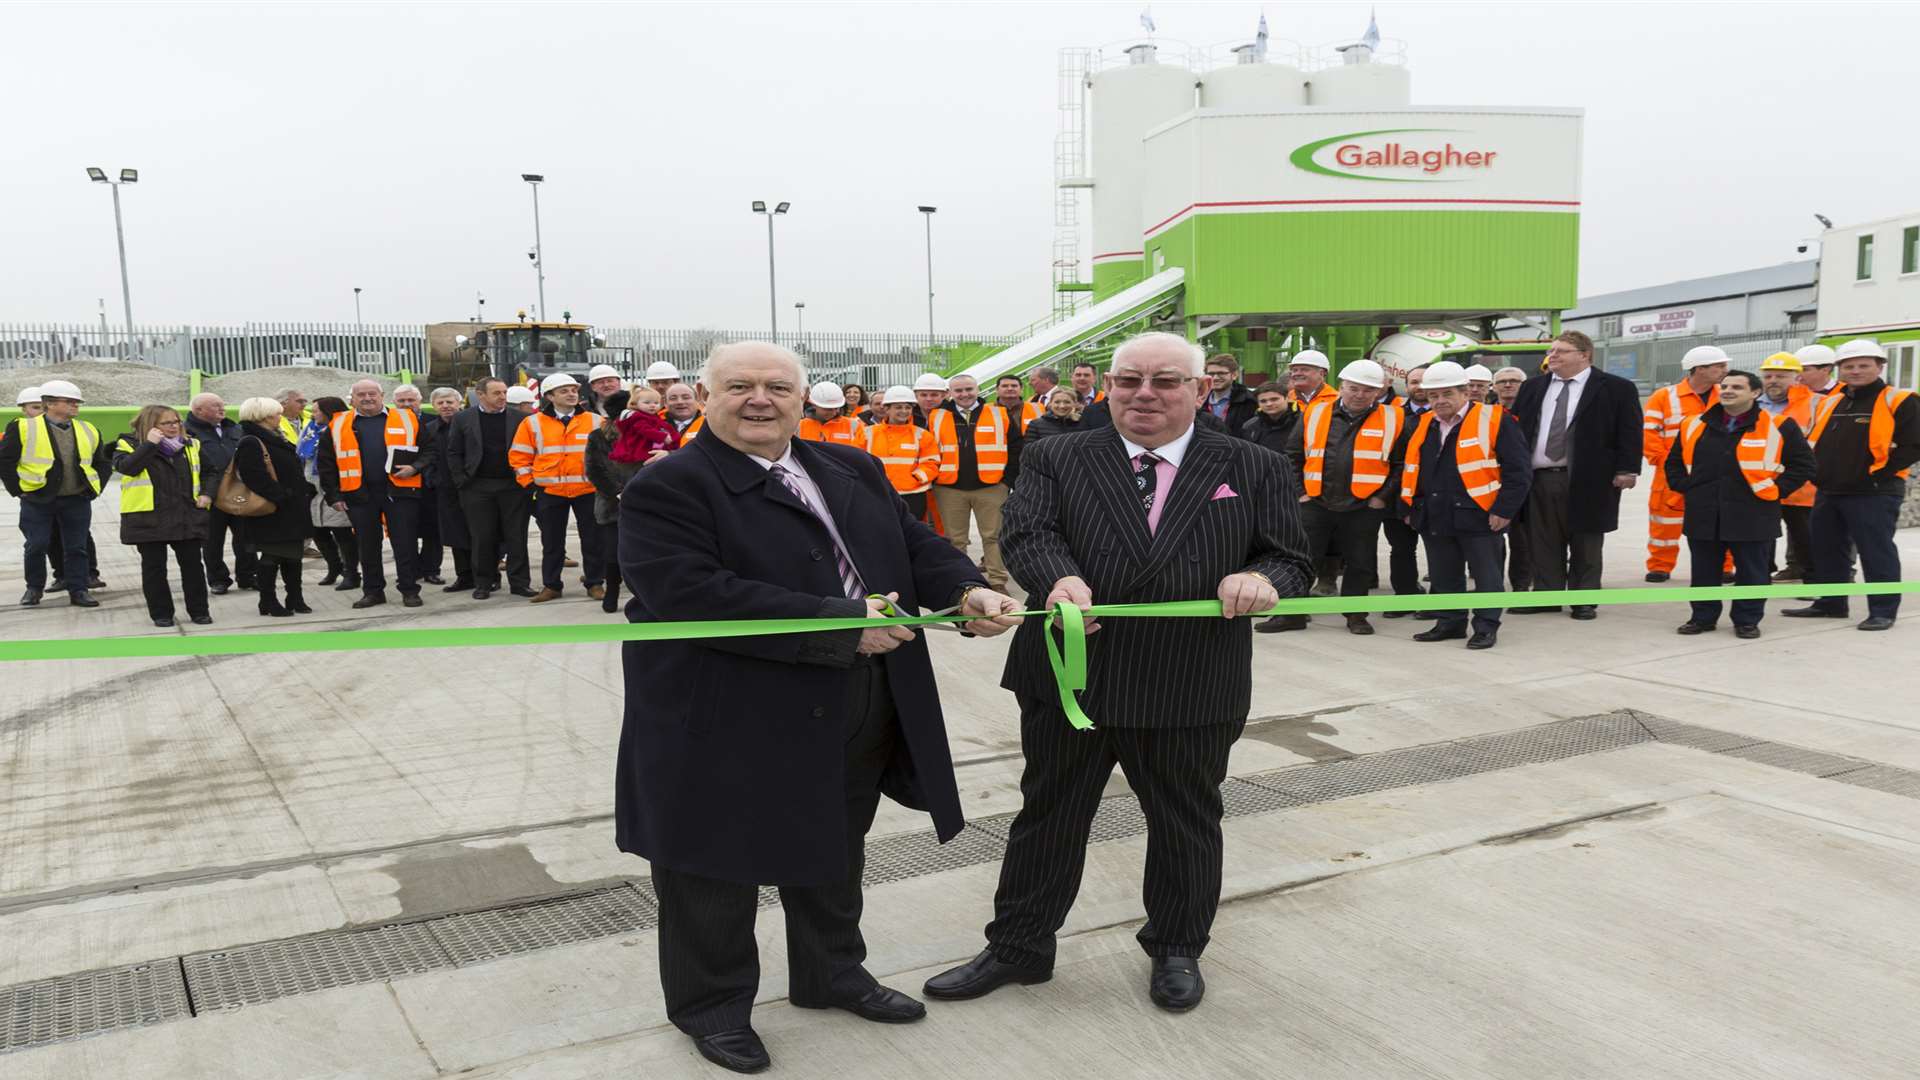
top-left (3, 329), bottom-right (1913, 636)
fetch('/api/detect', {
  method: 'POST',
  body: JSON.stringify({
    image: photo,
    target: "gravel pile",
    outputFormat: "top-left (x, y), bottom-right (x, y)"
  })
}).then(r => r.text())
top-left (207, 366), bottom-right (402, 404)
top-left (0, 359), bottom-right (189, 407)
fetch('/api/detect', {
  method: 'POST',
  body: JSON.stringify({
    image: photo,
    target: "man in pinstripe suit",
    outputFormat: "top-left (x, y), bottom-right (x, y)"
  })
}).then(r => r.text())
top-left (924, 332), bottom-right (1315, 1013)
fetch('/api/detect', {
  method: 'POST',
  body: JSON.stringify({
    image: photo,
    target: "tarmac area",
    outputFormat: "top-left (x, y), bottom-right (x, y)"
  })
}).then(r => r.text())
top-left (3, 473), bottom-right (1919, 1079)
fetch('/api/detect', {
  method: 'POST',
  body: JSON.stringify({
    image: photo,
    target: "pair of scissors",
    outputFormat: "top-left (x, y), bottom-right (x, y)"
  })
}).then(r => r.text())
top-left (866, 595), bottom-right (966, 631)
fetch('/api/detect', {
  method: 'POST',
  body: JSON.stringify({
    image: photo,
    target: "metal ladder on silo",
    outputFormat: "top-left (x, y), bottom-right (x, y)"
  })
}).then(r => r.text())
top-left (1052, 47), bottom-right (1093, 324)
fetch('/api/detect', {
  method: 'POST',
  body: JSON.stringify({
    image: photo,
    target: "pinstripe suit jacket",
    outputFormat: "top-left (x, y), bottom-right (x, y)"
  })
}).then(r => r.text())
top-left (999, 423), bottom-right (1314, 728)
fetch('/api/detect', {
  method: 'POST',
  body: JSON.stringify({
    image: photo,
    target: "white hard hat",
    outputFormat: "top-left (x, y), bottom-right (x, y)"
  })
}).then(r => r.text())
top-left (540, 372), bottom-right (578, 392)
top-left (1338, 359), bottom-right (1387, 388)
top-left (1421, 361), bottom-right (1470, 390)
top-left (15, 386), bottom-right (42, 405)
top-left (808, 381), bottom-right (847, 409)
top-left (1794, 343), bottom-right (1838, 368)
top-left (1681, 345), bottom-right (1729, 370)
top-left (1833, 338), bottom-right (1888, 363)
top-left (37, 379), bottom-right (84, 402)
top-left (1462, 363), bottom-right (1494, 382)
top-left (586, 364), bottom-right (621, 383)
top-left (644, 361), bottom-right (680, 381)
top-left (1289, 350), bottom-right (1331, 371)
top-left (505, 385), bottom-right (537, 404)
top-left (881, 385), bottom-right (917, 406)
top-left (913, 373), bottom-right (949, 392)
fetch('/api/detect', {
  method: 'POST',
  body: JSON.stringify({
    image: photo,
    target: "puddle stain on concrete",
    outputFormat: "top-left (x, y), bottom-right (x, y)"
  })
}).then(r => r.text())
top-left (1242, 707), bottom-right (1356, 762)
top-left (383, 841), bottom-right (630, 921)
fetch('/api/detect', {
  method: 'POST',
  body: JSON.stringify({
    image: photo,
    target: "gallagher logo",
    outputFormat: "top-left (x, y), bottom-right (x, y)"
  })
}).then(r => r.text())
top-left (1289, 128), bottom-right (1498, 183)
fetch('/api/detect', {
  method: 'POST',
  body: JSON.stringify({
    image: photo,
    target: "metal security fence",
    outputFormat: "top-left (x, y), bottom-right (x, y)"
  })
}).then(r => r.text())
top-left (1590, 325), bottom-right (1820, 392)
top-left (0, 321), bottom-right (426, 375)
top-left (601, 327), bottom-right (1015, 387)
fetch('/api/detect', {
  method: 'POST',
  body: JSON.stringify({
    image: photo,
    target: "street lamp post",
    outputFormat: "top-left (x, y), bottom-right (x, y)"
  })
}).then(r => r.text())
top-left (522, 174), bottom-right (547, 321)
top-left (795, 301), bottom-right (805, 345)
top-left (85, 167), bottom-right (138, 358)
top-left (752, 201), bottom-right (790, 341)
top-left (917, 205), bottom-right (938, 345)
top-left (353, 287), bottom-right (364, 369)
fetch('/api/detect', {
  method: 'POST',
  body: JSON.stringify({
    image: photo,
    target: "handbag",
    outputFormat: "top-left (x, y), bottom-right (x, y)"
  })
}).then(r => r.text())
top-left (215, 438), bottom-right (278, 517)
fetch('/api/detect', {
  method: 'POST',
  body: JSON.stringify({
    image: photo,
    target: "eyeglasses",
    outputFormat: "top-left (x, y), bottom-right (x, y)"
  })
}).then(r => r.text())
top-left (1109, 373), bottom-right (1194, 391)
top-left (155, 418), bottom-right (183, 426)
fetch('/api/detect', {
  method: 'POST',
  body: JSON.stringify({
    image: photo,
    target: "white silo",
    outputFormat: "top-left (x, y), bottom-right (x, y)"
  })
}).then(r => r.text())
top-left (1307, 45), bottom-right (1412, 108)
top-left (1088, 44), bottom-right (1196, 297)
top-left (1199, 44), bottom-right (1308, 110)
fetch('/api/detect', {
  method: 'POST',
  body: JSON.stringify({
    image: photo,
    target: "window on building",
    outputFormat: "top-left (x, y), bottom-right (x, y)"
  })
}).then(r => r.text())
top-left (1903, 226), bottom-right (1918, 275)
top-left (1599, 315), bottom-right (1621, 339)
top-left (1857, 234), bottom-right (1874, 280)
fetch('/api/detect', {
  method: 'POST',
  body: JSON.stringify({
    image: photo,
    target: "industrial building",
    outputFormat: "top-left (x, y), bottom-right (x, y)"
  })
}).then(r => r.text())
top-left (1817, 209), bottom-right (1920, 391)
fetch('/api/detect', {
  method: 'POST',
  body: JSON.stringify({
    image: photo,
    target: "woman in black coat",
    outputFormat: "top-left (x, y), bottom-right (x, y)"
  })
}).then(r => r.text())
top-left (233, 397), bottom-right (316, 616)
top-left (112, 405), bottom-right (212, 627)
top-left (1662, 371), bottom-right (1814, 637)
top-left (1021, 391), bottom-right (1082, 442)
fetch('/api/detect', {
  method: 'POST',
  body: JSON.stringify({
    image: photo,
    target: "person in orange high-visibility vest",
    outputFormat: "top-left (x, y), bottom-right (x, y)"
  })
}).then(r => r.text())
top-left (1398, 362), bottom-right (1532, 651)
top-left (1286, 350), bottom-right (1339, 413)
top-left (1784, 338), bottom-right (1920, 630)
top-left (1756, 352), bottom-right (1819, 580)
top-left (1641, 345), bottom-right (1729, 580)
top-left (509, 372), bottom-right (607, 604)
top-left (1664, 370), bottom-right (1815, 638)
top-left (797, 382), bottom-right (868, 449)
top-left (1066, 361), bottom-right (1106, 410)
top-left (661, 382), bottom-right (705, 442)
top-left (927, 374), bottom-right (1017, 590)
top-left (863, 386), bottom-right (940, 521)
top-left (316, 379), bottom-right (425, 608)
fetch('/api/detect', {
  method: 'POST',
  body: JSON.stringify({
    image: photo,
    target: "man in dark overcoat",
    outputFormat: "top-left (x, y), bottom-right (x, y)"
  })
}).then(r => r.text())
top-left (616, 341), bottom-right (1022, 1074)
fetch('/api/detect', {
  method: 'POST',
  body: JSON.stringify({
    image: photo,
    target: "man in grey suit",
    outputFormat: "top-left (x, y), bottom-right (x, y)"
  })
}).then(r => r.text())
top-left (924, 332), bottom-right (1315, 1012)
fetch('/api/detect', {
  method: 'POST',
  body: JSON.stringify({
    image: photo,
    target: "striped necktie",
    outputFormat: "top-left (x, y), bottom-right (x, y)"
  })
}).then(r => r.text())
top-left (769, 463), bottom-right (864, 599)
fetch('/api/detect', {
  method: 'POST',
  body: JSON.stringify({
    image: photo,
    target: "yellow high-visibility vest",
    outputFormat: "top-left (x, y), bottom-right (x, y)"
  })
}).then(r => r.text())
top-left (12, 415), bottom-right (103, 495)
top-left (114, 436), bottom-right (203, 513)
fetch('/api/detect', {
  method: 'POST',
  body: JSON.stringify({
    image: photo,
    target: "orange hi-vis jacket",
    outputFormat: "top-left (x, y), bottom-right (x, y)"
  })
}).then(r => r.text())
top-left (927, 403), bottom-right (1011, 485)
top-left (661, 408), bottom-right (706, 442)
top-left (1643, 380), bottom-right (1718, 467)
top-left (864, 422), bottom-right (939, 495)
top-left (798, 415), bottom-right (867, 448)
top-left (1776, 385), bottom-right (1817, 507)
top-left (1679, 409), bottom-right (1787, 501)
top-left (1809, 385), bottom-right (1918, 479)
top-left (1400, 403), bottom-right (1508, 511)
top-left (329, 407), bottom-right (420, 492)
top-left (510, 409), bottom-right (598, 498)
top-left (1300, 400), bottom-right (1403, 499)
top-left (1291, 382), bottom-right (1338, 413)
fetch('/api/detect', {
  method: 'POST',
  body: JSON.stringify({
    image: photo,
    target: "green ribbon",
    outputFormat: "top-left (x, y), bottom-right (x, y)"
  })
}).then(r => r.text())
top-left (1, 582), bottom-right (1913, 730)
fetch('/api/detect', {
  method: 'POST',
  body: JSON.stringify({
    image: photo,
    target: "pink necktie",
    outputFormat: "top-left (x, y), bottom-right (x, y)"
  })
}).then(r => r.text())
top-left (1134, 452), bottom-right (1177, 535)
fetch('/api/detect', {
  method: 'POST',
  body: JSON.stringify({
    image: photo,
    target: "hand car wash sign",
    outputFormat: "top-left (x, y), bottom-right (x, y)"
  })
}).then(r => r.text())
top-left (1290, 128), bottom-right (1500, 182)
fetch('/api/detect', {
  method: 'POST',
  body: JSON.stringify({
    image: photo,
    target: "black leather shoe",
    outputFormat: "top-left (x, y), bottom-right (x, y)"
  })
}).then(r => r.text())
top-left (209, 582), bottom-right (231, 596)
top-left (422, 574), bottom-right (445, 586)
top-left (509, 585), bottom-right (538, 598)
top-left (401, 593), bottom-right (424, 608)
top-left (19, 589), bottom-right (41, 607)
top-left (800, 984), bottom-right (926, 1024)
top-left (190, 613), bottom-right (214, 625)
top-left (48, 577), bottom-right (66, 592)
top-left (1381, 609), bottom-right (1410, 619)
top-left (1568, 606), bottom-right (1597, 620)
top-left (1858, 616), bottom-right (1895, 632)
top-left (1412, 626), bottom-right (1467, 642)
top-left (443, 579), bottom-right (473, 593)
top-left (87, 576), bottom-right (106, 589)
top-left (1645, 571), bottom-right (1670, 583)
top-left (922, 949), bottom-right (1052, 1000)
top-left (1466, 630), bottom-right (1497, 650)
top-left (1345, 615), bottom-right (1374, 636)
top-left (152, 616), bottom-right (175, 628)
top-left (1148, 956), bottom-right (1205, 1012)
top-left (472, 586), bottom-right (494, 600)
top-left (1782, 605), bottom-right (1847, 619)
top-left (1511, 605), bottom-right (1560, 614)
top-left (334, 576), bottom-right (361, 592)
top-left (1255, 614), bottom-right (1308, 633)
top-left (351, 593), bottom-right (387, 610)
top-left (1734, 624), bottom-right (1760, 639)
top-left (1676, 621), bottom-right (1715, 635)
top-left (69, 591), bottom-right (100, 608)
top-left (691, 1027), bottom-right (770, 1074)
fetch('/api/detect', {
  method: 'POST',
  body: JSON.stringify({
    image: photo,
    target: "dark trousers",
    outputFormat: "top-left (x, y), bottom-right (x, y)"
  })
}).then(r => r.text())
top-left (1779, 504), bottom-right (1813, 575)
top-left (1809, 492), bottom-right (1904, 619)
top-left (986, 697), bottom-right (1243, 968)
top-left (1301, 502), bottom-right (1385, 609)
top-left (651, 658), bottom-right (899, 1036)
top-left (314, 526), bottom-right (357, 580)
top-left (1687, 536), bottom-right (1771, 627)
top-left (136, 540), bottom-right (208, 621)
top-left (20, 496), bottom-right (93, 594)
top-left (41, 519), bottom-right (98, 583)
top-left (900, 491), bottom-right (927, 521)
top-left (1524, 469), bottom-right (1605, 594)
top-left (203, 507), bottom-right (258, 588)
top-left (600, 525), bottom-right (623, 610)
top-left (433, 483), bottom-right (472, 583)
top-left (534, 491), bottom-right (604, 591)
top-left (1505, 522), bottom-right (1534, 591)
top-left (415, 486), bottom-right (444, 578)
top-left (345, 493), bottom-right (421, 597)
top-left (1378, 514), bottom-right (1424, 594)
top-left (459, 477), bottom-right (531, 590)
top-left (1421, 531), bottom-right (1507, 634)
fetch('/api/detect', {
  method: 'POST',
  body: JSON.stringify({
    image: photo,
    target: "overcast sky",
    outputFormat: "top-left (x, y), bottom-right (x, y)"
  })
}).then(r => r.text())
top-left (5, 1), bottom-right (1915, 334)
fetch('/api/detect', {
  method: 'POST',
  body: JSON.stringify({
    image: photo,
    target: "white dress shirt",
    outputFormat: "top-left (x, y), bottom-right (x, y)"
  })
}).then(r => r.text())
top-left (1117, 423), bottom-right (1197, 469)
top-left (1530, 365), bottom-right (1592, 468)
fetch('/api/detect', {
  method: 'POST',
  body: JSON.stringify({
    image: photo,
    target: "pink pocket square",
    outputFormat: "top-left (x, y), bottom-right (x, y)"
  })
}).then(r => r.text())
top-left (1211, 483), bottom-right (1239, 500)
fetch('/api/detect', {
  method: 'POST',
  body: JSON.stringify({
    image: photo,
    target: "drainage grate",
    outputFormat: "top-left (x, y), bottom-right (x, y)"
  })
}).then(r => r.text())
top-left (12, 710), bottom-right (1920, 1055)
top-left (183, 921), bottom-right (448, 1012)
top-left (1, 961), bottom-right (190, 1052)
top-left (429, 886), bottom-right (657, 967)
